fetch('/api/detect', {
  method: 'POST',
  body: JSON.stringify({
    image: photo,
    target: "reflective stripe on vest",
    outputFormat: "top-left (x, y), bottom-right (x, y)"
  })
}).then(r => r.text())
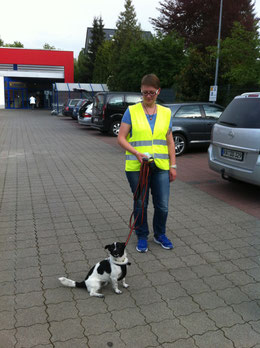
top-left (129, 140), bottom-right (167, 147)
top-left (126, 153), bottom-right (169, 161)
top-left (125, 103), bottom-right (171, 171)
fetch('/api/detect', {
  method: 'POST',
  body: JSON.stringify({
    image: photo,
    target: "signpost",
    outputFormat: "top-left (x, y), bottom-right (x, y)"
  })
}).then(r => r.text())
top-left (209, 85), bottom-right (218, 102)
top-left (210, 0), bottom-right (223, 104)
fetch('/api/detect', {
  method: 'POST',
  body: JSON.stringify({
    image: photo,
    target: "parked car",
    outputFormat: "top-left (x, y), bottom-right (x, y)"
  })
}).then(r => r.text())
top-left (78, 103), bottom-right (93, 126)
top-left (91, 92), bottom-right (142, 136)
top-left (62, 99), bottom-right (81, 116)
top-left (72, 99), bottom-right (91, 120)
top-left (166, 102), bottom-right (224, 156)
top-left (78, 99), bottom-right (93, 118)
top-left (208, 92), bottom-right (260, 186)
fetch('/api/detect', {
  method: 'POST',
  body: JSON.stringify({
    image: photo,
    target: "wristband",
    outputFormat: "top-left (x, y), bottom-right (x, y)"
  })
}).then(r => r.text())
top-left (170, 164), bottom-right (177, 169)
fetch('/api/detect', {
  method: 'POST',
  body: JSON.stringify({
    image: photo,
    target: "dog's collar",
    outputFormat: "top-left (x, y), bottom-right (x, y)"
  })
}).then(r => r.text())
top-left (109, 255), bottom-right (129, 266)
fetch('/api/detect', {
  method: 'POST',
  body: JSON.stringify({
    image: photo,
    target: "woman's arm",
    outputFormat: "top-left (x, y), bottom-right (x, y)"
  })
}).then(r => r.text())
top-left (118, 123), bottom-right (146, 163)
top-left (166, 129), bottom-right (177, 182)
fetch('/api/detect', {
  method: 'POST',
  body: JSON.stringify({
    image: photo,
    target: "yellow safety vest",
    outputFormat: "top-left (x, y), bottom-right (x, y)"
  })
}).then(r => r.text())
top-left (125, 103), bottom-right (171, 171)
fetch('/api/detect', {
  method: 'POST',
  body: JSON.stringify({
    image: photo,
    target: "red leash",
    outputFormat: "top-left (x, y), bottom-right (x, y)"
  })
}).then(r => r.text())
top-left (125, 159), bottom-right (152, 246)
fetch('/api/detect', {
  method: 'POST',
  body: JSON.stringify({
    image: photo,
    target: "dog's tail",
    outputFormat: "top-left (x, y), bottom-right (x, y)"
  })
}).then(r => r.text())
top-left (59, 277), bottom-right (86, 289)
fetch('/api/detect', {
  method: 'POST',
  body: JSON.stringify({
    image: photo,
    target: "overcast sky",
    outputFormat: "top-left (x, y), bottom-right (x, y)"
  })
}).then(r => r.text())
top-left (1, 0), bottom-right (260, 58)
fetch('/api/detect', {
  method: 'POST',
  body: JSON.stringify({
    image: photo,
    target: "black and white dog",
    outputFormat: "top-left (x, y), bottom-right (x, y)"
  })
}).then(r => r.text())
top-left (59, 242), bottom-right (131, 298)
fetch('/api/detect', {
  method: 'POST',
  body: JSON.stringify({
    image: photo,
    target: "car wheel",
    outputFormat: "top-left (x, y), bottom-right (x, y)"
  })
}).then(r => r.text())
top-left (173, 133), bottom-right (186, 156)
top-left (110, 121), bottom-right (121, 136)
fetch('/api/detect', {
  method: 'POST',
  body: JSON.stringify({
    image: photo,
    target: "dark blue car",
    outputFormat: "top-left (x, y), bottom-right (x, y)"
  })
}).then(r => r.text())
top-left (62, 99), bottom-right (82, 116)
top-left (72, 99), bottom-right (91, 120)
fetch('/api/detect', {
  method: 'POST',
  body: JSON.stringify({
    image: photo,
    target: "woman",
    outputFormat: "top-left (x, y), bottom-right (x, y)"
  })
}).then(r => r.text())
top-left (118, 74), bottom-right (177, 253)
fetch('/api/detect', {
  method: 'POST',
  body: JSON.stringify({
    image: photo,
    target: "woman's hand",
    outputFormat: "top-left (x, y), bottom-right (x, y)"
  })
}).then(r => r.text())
top-left (169, 168), bottom-right (177, 182)
top-left (135, 152), bottom-right (148, 163)
top-left (118, 125), bottom-right (147, 164)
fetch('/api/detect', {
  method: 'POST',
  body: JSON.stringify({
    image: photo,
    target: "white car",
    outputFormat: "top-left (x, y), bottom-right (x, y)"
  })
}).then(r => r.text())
top-left (208, 92), bottom-right (260, 186)
top-left (78, 103), bottom-right (93, 126)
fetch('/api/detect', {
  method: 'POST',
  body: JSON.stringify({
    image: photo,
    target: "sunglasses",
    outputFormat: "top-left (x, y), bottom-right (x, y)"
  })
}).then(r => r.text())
top-left (141, 89), bottom-right (159, 97)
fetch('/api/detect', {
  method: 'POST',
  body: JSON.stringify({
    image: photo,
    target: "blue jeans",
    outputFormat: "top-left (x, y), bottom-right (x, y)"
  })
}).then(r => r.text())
top-left (126, 166), bottom-right (170, 240)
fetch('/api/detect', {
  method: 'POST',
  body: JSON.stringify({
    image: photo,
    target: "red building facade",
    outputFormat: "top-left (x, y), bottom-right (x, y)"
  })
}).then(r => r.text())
top-left (0, 47), bottom-right (74, 109)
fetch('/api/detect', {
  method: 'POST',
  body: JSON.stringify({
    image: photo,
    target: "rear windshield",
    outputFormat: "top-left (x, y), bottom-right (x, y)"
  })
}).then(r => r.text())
top-left (218, 98), bottom-right (260, 128)
top-left (125, 95), bottom-right (142, 105)
top-left (77, 100), bottom-right (85, 106)
top-left (71, 99), bottom-right (80, 105)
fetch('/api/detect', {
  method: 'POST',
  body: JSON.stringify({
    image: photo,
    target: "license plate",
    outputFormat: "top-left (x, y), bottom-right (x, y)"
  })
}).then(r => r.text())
top-left (221, 148), bottom-right (244, 161)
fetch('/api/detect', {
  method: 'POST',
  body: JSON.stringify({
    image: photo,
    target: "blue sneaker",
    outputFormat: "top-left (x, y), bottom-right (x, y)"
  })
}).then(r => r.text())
top-left (136, 239), bottom-right (148, 253)
top-left (154, 235), bottom-right (173, 250)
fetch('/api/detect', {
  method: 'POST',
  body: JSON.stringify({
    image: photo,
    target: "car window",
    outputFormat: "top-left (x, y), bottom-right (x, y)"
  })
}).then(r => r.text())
top-left (71, 99), bottom-right (80, 106)
top-left (125, 95), bottom-right (142, 106)
top-left (175, 105), bottom-right (201, 118)
top-left (76, 100), bottom-right (84, 107)
top-left (218, 98), bottom-right (260, 128)
top-left (166, 104), bottom-right (179, 117)
top-left (94, 94), bottom-right (105, 111)
top-left (108, 95), bottom-right (124, 107)
top-left (203, 105), bottom-right (223, 119)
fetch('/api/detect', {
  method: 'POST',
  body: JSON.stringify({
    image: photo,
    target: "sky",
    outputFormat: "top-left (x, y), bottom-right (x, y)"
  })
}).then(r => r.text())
top-left (1, 0), bottom-right (260, 59)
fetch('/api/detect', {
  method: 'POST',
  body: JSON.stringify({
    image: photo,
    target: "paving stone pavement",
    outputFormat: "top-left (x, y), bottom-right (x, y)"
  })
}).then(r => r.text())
top-left (0, 109), bottom-right (260, 348)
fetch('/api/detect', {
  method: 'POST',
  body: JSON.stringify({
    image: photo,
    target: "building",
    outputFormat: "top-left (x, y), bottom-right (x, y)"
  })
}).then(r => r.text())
top-left (0, 47), bottom-right (74, 109)
top-left (85, 27), bottom-right (152, 53)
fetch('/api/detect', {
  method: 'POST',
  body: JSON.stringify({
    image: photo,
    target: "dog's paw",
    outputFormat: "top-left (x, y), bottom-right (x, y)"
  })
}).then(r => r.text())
top-left (90, 292), bottom-right (104, 298)
top-left (115, 289), bottom-right (122, 294)
top-left (123, 283), bottom-right (129, 288)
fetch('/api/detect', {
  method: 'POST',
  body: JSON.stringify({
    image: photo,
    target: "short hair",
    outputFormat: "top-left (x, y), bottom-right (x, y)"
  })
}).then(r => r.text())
top-left (141, 74), bottom-right (160, 89)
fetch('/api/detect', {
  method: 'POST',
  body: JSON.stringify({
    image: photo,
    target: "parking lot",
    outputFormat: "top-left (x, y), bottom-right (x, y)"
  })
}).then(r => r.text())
top-left (75, 119), bottom-right (260, 220)
top-left (0, 109), bottom-right (260, 348)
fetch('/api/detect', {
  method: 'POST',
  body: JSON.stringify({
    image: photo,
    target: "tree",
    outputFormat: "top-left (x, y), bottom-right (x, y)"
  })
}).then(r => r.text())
top-left (74, 58), bottom-right (80, 82)
top-left (87, 16), bottom-right (105, 81)
top-left (174, 22), bottom-right (260, 105)
top-left (0, 37), bottom-right (4, 46)
top-left (74, 16), bottom-right (105, 82)
top-left (151, 0), bottom-right (258, 49)
top-left (108, 0), bottom-right (142, 90)
top-left (218, 22), bottom-right (260, 86)
top-left (108, 33), bottom-right (186, 91)
top-left (3, 41), bottom-right (24, 47)
top-left (88, 17), bottom-right (105, 61)
top-left (174, 47), bottom-right (215, 101)
top-left (74, 48), bottom-right (91, 82)
top-left (43, 43), bottom-right (55, 50)
top-left (93, 40), bottom-right (114, 83)
top-left (113, 0), bottom-right (141, 47)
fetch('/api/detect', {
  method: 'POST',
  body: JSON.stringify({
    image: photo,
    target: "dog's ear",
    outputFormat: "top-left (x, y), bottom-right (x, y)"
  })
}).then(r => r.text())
top-left (105, 244), bottom-right (113, 252)
top-left (119, 242), bottom-right (126, 249)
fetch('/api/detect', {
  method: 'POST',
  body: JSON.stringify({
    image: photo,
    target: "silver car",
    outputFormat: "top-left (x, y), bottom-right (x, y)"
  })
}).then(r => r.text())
top-left (208, 92), bottom-right (260, 186)
top-left (78, 103), bottom-right (93, 126)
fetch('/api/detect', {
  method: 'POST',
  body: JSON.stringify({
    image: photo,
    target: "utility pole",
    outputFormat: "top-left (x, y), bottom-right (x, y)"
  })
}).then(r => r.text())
top-left (209, 0), bottom-right (223, 103)
top-left (214, 0), bottom-right (223, 87)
